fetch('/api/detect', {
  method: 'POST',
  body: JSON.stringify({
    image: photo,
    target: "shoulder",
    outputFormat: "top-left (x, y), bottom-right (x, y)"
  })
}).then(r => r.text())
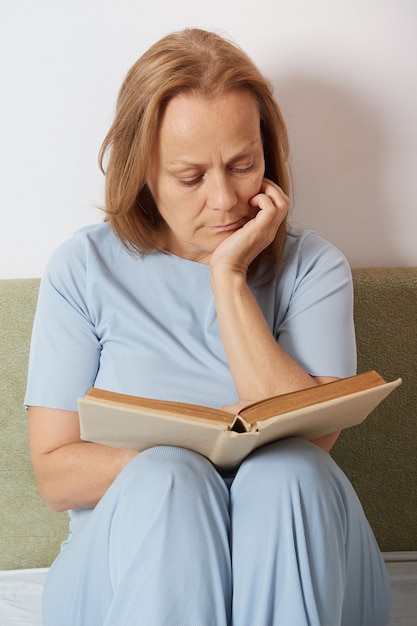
top-left (262, 226), bottom-right (354, 308)
top-left (43, 223), bottom-right (124, 285)
top-left (46, 222), bottom-right (117, 269)
top-left (285, 226), bottom-right (348, 266)
top-left (37, 222), bottom-right (128, 313)
top-left (284, 226), bottom-right (351, 285)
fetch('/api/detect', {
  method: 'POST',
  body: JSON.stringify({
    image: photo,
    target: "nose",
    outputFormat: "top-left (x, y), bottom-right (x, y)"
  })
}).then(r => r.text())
top-left (206, 172), bottom-right (237, 211)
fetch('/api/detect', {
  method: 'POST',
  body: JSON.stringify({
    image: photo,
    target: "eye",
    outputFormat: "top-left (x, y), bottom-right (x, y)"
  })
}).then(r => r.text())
top-left (231, 163), bottom-right (254, 174)
top-left (178, 175), bottom-right (204, 187)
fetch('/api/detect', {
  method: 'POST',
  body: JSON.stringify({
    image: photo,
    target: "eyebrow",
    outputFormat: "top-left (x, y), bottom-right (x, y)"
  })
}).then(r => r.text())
top-left (166, 140), bottom-right (261, 168)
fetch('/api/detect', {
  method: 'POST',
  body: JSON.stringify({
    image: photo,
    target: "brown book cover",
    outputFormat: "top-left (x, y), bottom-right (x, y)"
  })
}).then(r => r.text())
top-left (78, 371), bottom-right (401, 470)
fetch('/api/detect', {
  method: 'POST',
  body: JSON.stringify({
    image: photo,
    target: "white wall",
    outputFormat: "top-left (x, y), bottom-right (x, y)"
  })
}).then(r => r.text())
top-left (1, 0), bottom-right (416, 278)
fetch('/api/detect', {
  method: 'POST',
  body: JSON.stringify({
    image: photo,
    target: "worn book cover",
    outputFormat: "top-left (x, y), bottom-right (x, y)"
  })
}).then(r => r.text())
top-left (78, 371), bottom-right (401, 470)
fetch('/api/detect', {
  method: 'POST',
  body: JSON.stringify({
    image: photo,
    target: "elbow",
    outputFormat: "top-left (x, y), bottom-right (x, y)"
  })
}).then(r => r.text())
top-left (37, 480), bottom-right (67, 513)
top-left (35, 471), bottom-right (71, 513)
top-left (310, 431), bottom-right (340, 452)
top-left (46, 496), bottom-right (68, 514)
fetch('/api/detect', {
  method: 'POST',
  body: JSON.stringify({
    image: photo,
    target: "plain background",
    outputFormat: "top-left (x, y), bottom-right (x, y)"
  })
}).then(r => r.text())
top-left (1, 0), bottom-right (416, 278)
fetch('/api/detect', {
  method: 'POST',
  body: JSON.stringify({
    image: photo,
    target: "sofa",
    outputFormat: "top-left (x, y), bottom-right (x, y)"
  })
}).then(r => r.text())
top-left (0, 269), bottom-right (416, 620)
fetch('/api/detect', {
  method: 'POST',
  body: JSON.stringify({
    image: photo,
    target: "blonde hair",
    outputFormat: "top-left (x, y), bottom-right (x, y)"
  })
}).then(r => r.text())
top-left (99, 28), bottom-right (291, 281)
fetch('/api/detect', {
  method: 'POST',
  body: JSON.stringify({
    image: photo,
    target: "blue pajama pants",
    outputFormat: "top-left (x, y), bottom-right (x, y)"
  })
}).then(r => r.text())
top-left (42, 439), bottom-right (391, 625)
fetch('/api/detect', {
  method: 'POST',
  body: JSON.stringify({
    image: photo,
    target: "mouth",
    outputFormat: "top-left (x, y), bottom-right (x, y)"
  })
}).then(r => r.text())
top-left (211, 218), bottom-right (248, 232)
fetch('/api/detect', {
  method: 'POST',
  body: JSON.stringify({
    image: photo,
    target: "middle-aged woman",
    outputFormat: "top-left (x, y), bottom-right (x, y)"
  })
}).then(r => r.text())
top-left (26, 28), bottom-right (391, 626)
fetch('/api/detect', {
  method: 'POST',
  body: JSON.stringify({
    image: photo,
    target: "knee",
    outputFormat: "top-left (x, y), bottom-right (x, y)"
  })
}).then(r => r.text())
top-left (138, 445), bottom-right (218, 482)
top-left (233, 437), bottom-right (347, 500)
top-left (240, 437), bottom-right (328, 476)
top-left (231, 438), bottom-right (350, 536)
top-left (102, 446), bottom-right (228, 527)
top-left (138, 444), bottom-right (203, 466)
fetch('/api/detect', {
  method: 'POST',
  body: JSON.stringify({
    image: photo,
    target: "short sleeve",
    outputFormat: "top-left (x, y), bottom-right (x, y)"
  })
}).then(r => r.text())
top-left (24, 234), bottom-right (101, 411)
top-left (275, 231), bottom-right (356, 378)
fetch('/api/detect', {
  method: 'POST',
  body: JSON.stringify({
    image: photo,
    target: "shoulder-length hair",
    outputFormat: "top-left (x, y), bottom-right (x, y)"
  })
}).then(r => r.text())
top-left (99, 28), bottom-right (291, 283)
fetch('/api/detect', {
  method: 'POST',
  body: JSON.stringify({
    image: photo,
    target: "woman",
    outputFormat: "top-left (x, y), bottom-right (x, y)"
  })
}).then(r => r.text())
top-left (26, 28), bottom-right (390, 625)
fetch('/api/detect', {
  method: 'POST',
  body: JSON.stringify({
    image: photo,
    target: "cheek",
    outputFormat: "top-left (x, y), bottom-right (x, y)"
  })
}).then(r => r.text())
top-left (157, 194), bottom-right (200, 229)
top-left (244, 170), bottom-right (264, 198)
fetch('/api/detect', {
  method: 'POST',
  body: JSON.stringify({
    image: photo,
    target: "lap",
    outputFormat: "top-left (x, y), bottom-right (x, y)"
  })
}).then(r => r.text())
top-left (43, 440), bottom-right (390, 626)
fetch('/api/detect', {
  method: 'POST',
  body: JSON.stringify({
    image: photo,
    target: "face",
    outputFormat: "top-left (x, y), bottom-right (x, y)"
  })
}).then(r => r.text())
top-left (146, 89), bottom-right (265, 262)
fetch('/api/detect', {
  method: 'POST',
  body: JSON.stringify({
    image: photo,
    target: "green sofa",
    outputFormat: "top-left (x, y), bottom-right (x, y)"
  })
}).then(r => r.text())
top-left (1, 269), bottom-right (416, 571)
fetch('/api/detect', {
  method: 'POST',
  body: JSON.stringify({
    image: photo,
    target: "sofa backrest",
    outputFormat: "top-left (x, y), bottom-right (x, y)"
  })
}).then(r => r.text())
top-left (0, 279), bottom-right (68, 569)
top-left (0, 269), bottom-right (416, 569)
top-left (332, 267), bottom-right (417, 553)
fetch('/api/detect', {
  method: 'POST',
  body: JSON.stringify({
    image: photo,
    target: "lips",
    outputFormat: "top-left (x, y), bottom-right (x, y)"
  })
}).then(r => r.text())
top-left (211, 218), bottom-right (248, 231)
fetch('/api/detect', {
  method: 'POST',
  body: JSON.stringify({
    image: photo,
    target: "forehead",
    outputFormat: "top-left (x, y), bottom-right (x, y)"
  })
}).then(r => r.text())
top-left (156, 90), bottom-right (262, 158)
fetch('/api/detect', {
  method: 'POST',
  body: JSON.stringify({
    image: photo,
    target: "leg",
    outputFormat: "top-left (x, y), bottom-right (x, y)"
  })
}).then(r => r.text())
top-left (230, 438), bottom-right (390, 626)
top-left (42, 446), bottom-right (231, 626)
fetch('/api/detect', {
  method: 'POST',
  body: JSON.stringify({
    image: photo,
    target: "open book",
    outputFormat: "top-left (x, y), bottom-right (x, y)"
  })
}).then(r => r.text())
top-left (78, 371), bottom-right (401, 470)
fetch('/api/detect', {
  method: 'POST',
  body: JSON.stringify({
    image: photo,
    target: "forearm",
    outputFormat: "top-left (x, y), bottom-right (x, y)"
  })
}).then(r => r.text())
top-left (211, 270), bottom-right (341, 452)
top-left (210, 268), bottom-right (318, 401)
top-left (36, 442), bottom-right (137, 512)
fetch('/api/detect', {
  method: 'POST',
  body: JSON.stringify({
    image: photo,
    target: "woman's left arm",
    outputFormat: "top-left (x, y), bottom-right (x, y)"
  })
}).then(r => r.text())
top-left (209, 179), bottom-right (342, 452)
top-left (211, 268), bottom-right (320, 398)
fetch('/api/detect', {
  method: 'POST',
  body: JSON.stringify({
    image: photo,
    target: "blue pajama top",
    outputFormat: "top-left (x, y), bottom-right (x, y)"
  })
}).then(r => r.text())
top-left (25, 222), bottom-right (356, 531)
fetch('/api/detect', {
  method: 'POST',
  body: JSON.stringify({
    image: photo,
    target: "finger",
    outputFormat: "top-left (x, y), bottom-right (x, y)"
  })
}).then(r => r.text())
top-left (250, 178), bottom-right (289, 207)
top-left (249, 185), bottom-right (289, 224)
top-left (260, 178), bottom-right (290, 207)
